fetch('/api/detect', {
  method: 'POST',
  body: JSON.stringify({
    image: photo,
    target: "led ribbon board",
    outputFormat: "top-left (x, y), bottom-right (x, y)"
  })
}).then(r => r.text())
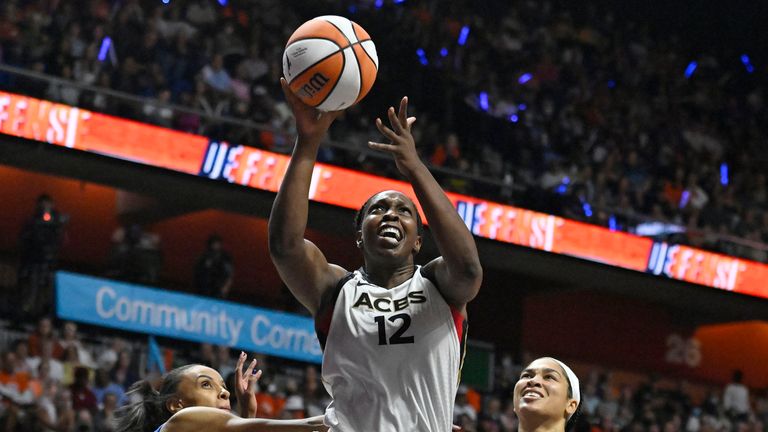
top-left (1, 91), bottom-right (766, 299)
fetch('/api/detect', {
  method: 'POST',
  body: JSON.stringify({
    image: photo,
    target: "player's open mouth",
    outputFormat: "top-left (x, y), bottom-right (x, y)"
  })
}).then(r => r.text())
top-left (521, 390), bottom-right (543, 400)
top-left (377, 225), bottom-right (402, 241)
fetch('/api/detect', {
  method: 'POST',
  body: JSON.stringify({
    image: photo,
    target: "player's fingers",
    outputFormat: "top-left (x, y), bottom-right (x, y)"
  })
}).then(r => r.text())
top-left (368, 141), bottom-right (399, 153)
top-left (387, 107), bottom-right (405, 134)
top-left (244, 358), bottom-right (257, 377)
top-left (375, 118), bottom-right (399, 141)
top-left (236, 351), bottom-right (246, 376)
top-left (249, 369), bottom-right (263, 385)
top-left (406, 116), bottom-right (417, 128)
top-left (398, 97), bottom-right (408, 125)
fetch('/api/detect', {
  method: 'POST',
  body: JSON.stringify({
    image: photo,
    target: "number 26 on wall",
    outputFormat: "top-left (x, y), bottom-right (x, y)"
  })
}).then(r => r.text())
top-left (665, 334), bottom-right (701, 367)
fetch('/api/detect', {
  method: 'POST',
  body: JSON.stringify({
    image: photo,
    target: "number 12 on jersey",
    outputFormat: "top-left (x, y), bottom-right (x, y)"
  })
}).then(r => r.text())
top-left (375, 313), bottom-right (415, 345)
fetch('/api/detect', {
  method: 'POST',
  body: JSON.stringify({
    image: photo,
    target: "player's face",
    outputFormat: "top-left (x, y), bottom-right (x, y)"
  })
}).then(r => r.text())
top-left (358, 191), bottom-right (421, 258)
top-left (174, 365), bottom-right (231, 412)
top-left (513, 358), bottom-right (577, 423)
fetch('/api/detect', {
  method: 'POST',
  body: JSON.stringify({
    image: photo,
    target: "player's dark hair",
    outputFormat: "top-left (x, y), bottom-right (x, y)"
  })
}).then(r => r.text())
top-left (114, 364), bottom-right (197, 432)
top-left (353, 192), bottom-right (424, 236)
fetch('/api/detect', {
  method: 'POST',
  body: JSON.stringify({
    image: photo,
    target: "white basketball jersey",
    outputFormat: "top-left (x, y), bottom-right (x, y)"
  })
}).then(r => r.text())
top-left (314, 267), bottom-right (467, 432)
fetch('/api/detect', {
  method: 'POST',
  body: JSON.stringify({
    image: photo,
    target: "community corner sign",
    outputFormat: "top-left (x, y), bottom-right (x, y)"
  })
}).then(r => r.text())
top-left (55, 271), bottom-right (322, 363)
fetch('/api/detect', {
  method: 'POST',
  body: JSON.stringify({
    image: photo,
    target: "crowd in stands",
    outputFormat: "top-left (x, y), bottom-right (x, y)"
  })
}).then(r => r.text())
top-left (0, 0), bottom-right (766, 262)
top-left (0, 314), bottom-right (766, 432)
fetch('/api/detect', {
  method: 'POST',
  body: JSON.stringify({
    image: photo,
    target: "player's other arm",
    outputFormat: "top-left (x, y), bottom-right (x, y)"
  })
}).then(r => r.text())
top-left (165, 407), bottom-right (327, 432)
top-left (370, 98), bottom-right (482, 310)
top-left (268, 79), bottom-right (347, 316)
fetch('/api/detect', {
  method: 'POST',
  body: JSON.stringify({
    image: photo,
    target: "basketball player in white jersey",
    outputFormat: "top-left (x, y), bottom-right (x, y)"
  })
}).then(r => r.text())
top-left (269, 78), bottom-right (483, 431)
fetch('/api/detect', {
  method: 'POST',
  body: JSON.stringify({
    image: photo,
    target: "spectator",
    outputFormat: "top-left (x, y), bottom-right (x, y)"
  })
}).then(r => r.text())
top-left (107, 223), bottom-right (162, 284)
top-left (18, 194), bottom-right (67, 318)
top-left (59, 322), bottom-right (96, 369)
top-left (94, 391), bottom-right (119, 431)
top-left (454, 385), bottom-right (478, 424)
top-left (70, 365), bottom-right (97, 413)
top-left (194, 234), bottom-right (234, 299)
top-left (201, 54), bottom-right (232, 94)
top-left (92, 368), bottom-right (126, 407)
top-left (723, 369), bottom-right (751, 421)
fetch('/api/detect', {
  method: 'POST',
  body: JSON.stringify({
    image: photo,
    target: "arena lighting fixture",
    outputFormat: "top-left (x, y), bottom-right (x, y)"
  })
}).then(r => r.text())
top-left (478, 92), bottom-right (489, 111)
top-left (720, 162), bottom-right (729, 186)
top-left (684, 61), bottom-right (698, 79)
top-left (97, 37), bottom-right (112, 62)
top-left (518, 73), bottom-right (532, 84)
top-left (741, 54), bottom-right (754, 73)
top-left (458, 26), bottom-right (470, 46)
top-left (416, 48), bottom-right (428, 66)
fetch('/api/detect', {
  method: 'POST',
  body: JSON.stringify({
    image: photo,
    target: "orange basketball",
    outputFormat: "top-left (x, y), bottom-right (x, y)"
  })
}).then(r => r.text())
top-left (282, 15), bottom-right (378, 111)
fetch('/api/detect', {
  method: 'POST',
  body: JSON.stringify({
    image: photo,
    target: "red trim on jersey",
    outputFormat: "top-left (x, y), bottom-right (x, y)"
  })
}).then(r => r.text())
top-left (449, 305), bottom-right (466, 344)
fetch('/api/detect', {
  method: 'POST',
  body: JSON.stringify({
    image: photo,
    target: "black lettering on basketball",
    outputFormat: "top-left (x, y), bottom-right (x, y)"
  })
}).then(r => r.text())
top-left (308, 72), bottom-right (329, 90)
top-left (408, 291), bottom-right (426, 304)
top-left (352, 292), bottom-right (373, 309)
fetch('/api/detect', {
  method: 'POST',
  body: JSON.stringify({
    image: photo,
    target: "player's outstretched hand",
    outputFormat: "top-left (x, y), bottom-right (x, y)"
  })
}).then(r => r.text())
top-left (280, 77), bottom-right (343, 145)
top-left (369, 96), bottom-right (422, 178)
top-left (235, 351), bottom-right (262, 418)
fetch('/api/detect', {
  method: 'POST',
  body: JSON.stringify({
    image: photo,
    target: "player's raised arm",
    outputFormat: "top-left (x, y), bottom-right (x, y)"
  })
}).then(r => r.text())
top-left (369, 97), bottom-right (483, 310)
top-left (268, 79), bottom-right (348, 315)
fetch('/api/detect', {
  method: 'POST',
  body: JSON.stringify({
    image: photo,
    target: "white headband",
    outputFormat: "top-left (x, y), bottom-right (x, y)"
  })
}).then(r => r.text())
top-left (549, 358), bottom-right (580, 409)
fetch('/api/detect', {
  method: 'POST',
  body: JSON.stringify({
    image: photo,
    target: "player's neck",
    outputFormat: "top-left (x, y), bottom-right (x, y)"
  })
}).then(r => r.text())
top-left (518, 416), bottom-right (565, 432)
top-left (361, 261), bottom-right (415, 288)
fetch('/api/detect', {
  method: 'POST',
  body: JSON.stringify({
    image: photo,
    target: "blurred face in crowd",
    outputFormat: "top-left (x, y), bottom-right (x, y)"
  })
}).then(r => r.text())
top-left (64, 322), bottom-right (78, 340)
top-left (168, 365), bottom-right (231, 413)
top-left (1, 352), bottom-right (16, 373)
top-left (38, 317), bottom-right (53, 336)
top-left (513, 357), bottom-right (578, 427)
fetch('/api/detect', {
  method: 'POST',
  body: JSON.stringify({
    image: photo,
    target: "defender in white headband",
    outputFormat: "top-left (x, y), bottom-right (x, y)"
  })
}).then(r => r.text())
top-left (513, 357), bottom-right (581, 432)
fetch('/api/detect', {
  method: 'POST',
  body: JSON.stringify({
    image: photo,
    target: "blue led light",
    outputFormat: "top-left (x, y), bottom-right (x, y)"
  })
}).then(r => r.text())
top-left (720, 162), bottom-right (729, 186)
top-left (741, 54), bottom-right (754, 73)
top-left (509, 114), bottom-right (519, 123)
top-left (582, 202), bottom-right (593, 217)
top-left (374, 0), bottom-right (384, 8)
top-left (685, 61), bottom-right (698, 79)
top-left (478, 92), bottom-right (489, 112)
top-left (608, 80), bottom-right (616, 88)
top-left (458, 26), bottom-right (470, 46)
top-left (440, 47), bottom-right (448, 57)
top-left (416, 48), bottom-right (428, 66)
top-left (608, 215), bottom-right (617, 231)
top-left (218, 0), bottom-right (227, 5)
top-left (679, 190), bottom-right (690, 208)
top-left (98, 37), bottom-right (112, 62)
top-left (517, 103), bottom-right (527, 111)
top-left (518, 73), bottom-right (532, 84)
